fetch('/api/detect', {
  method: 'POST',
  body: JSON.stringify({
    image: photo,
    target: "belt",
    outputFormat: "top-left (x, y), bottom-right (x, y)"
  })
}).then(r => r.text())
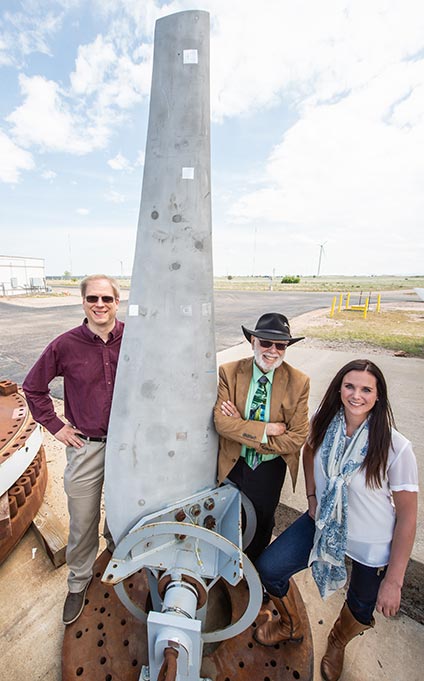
top-left (79, 434), bottom-right (107, 443)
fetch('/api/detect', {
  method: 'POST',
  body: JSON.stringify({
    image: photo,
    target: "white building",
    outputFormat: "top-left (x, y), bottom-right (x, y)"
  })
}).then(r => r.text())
top-left (0, 255), bottom-right (47, 296)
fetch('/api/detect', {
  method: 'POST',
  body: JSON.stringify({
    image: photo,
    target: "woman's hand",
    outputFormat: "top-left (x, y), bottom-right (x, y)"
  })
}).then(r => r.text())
top-left (307, 494), bottom-right (317, 519)
top-left (375, 577), bottom-right (402, 617)
top-left (376, 490), bottom-right (417, 617)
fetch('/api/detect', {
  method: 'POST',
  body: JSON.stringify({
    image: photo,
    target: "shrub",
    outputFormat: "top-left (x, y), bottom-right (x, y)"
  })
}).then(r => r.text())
top-left (281, 275), bottom-right (300, 284)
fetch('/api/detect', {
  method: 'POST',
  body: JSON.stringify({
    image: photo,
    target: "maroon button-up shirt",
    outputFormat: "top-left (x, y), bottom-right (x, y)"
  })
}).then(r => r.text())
top-left (23, 319), bottom-right (124, 437)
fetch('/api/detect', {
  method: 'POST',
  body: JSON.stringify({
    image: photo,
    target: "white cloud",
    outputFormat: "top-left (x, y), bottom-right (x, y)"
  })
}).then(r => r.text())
top-left (0, 129), bottom-right (34, 183)
top-left (210, 0), bottom-right (424, 274)
top-left (104, 189), bottom-right (125, 203)
top-left (107, 153), bottom-right (131, 170)
top-left (41, 169), bottom-right (57, 180)
top-left (70, 34), bottom-right (117, 95)
top-left (135, 149), bottom-right (145, 167)
top-left (230, 57), bottom-right (424, 232)
top-left (0, 5), bottom-right (65, 66)
top-left (202, 0), bottom-right (424, 122)
top-left (7, 74), bottom-right (110, 154)
top-left (76, 208), bottom-right (89, 215)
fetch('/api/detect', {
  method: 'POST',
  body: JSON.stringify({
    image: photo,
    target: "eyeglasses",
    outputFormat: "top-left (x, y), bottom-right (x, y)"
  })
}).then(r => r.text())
top-left (85, 295), bottom-right (115, 304)
top-left (258, 339), bottom-right (289, 351)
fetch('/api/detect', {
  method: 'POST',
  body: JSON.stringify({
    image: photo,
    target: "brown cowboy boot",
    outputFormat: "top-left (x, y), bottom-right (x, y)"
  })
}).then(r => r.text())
top-left (321, 601), bottom-right (374, 681)
top-left (254, 581), bottom-right (304, 646)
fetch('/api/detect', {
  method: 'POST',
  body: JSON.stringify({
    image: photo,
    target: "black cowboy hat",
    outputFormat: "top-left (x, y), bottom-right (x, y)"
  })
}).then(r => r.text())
top-left (242, 312), bottom-right (304, 346)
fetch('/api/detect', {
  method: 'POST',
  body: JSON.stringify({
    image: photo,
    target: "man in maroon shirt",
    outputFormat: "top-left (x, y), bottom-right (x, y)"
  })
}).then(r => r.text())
top-left (23, 274), bottom-right (124, 625)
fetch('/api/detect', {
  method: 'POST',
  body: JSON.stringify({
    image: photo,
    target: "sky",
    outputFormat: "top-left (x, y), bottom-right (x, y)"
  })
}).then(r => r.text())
top-left (1, 0), bottom-right (423, 278)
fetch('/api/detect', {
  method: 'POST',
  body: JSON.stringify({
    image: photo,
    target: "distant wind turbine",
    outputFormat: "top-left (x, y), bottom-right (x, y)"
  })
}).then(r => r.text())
top-left (317, 241), bottom-right (327, 276)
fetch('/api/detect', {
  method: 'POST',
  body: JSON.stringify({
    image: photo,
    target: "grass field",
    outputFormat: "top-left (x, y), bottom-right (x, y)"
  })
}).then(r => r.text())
top-left (299, 308), bottom-right (424, 358)
top-left (49, 274), bottom-right (424, 293)
top-left (213, 274), bottom-right (424, 292)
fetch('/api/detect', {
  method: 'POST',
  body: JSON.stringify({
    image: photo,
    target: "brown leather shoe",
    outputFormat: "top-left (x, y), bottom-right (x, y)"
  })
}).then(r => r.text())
top-left (62, 581), bottom-right (91, 625)
top-left (321, 602), bottom-right (374, 681)
top-left (254, 581), bottom-right (304, 646)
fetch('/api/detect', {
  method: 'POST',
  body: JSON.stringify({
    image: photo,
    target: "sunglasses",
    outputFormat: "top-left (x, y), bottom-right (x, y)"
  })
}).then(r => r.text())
top-left (85, 295), bottom-right (115, 304)
top-left (258, 339), bottom-right (289, 351)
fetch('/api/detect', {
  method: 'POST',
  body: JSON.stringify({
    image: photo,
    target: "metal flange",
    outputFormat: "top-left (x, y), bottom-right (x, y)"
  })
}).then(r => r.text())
top-left (103, 521), bottom-right (263, 643)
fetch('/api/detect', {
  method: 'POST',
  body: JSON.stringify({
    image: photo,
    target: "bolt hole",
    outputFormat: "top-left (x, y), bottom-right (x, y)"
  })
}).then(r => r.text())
top-left (270, 660), bottom-right (277, 667)
top-left (75, 631), bottom-right (83, 639)
top-left (120, 618), bottom-right (126, 626)
top-left (97, 623), bottom-right (104, 630)
top-left (131, 659), bottom-right (138, 667)
top-left (247, 642), bottom-right (253, 648)
top-left (97, 640), bottom-right (104, 647)
top-left (106, 675), bottom-right (112, 681)
top-left (100, 607), bottom-right (106, 613)
top-left (123, 639), bottom-right (129, 647)
top-left (100, 657), bottom-right (106, 665)
top-left (293, 672), bottom-right (300, 680)
top-left (238, 661), bottom-right (244, 668)
top-left (76, 668), bottom-right (84, 676)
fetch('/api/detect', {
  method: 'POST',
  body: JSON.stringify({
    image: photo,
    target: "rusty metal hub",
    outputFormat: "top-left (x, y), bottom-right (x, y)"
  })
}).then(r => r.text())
top-left (0, 382), bottom-right (47, 563)
top-left (62, 550), bottom-right (313, 680)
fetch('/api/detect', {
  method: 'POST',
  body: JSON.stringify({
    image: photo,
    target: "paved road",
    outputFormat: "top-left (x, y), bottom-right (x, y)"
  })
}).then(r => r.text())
top-left (0, 289), bottom-right (416, 397)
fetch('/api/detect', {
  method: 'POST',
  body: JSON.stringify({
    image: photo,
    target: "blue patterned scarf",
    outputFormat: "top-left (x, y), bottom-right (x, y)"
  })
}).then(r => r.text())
top-left (309, 408), bottom-right (369, 598)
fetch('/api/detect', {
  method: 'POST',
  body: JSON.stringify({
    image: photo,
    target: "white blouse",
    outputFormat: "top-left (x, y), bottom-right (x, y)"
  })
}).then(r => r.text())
top-left (314, 428), bottom-right (419, 567)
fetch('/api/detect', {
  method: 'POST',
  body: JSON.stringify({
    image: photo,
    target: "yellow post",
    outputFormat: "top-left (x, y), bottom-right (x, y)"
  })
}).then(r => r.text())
top-left (376, 293), bottom-right (381, 313)
top-left (345, 292), bottom-right (351, 310)
top-left (363, 297), bottom-right (369, 319)
top-left (330, 296), bottom-right (336, 318)
top-left (338, 293), bottom-right (343, 312)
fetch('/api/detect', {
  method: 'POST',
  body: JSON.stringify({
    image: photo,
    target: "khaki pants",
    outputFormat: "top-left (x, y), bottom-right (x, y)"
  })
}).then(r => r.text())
top-left (64, 440), bottom-right (112, 592)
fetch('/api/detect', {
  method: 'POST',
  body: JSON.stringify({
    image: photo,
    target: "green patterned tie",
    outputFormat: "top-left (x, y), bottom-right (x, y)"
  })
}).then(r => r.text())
top-left (245, 375), bottom-right (268, 470)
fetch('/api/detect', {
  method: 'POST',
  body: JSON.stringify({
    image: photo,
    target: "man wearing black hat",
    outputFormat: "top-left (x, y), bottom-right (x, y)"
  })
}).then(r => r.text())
top-left (214, 312), bottom-right (310, 562)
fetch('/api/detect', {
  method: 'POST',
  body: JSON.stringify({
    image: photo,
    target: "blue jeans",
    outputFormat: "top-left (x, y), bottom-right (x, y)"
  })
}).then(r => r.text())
top-left (255, 512), bottom-right (387, 625)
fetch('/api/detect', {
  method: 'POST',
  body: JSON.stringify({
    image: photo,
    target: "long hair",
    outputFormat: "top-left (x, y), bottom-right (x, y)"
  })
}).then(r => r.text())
top-left (308, 359), bottom-right (395, 488)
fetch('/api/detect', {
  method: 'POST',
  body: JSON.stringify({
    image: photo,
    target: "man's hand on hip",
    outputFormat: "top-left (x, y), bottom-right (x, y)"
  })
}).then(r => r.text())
top-left (55, 424), bottom-right (84, 448)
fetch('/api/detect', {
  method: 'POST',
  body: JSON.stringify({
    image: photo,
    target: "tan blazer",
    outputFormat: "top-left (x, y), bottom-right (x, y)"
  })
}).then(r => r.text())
top-left (214, 357), bottom-right (310, 490)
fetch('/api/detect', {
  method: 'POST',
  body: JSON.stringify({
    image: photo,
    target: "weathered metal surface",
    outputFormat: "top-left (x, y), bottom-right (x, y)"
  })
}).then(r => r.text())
top-left (104, 9), bottom-right (217, 545)
top-left (0, 385), bottom-right (47, 562)
top-left (63, 550), bottom-right (313, 681)
top-left (0, 446), bottom-right (47, 564)
top-left (0, 385), bottom-right (43, 495)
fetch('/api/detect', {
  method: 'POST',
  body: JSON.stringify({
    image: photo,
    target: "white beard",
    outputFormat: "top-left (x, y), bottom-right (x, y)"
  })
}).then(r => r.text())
top-left (253, 344), bottom-right (285, 372)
